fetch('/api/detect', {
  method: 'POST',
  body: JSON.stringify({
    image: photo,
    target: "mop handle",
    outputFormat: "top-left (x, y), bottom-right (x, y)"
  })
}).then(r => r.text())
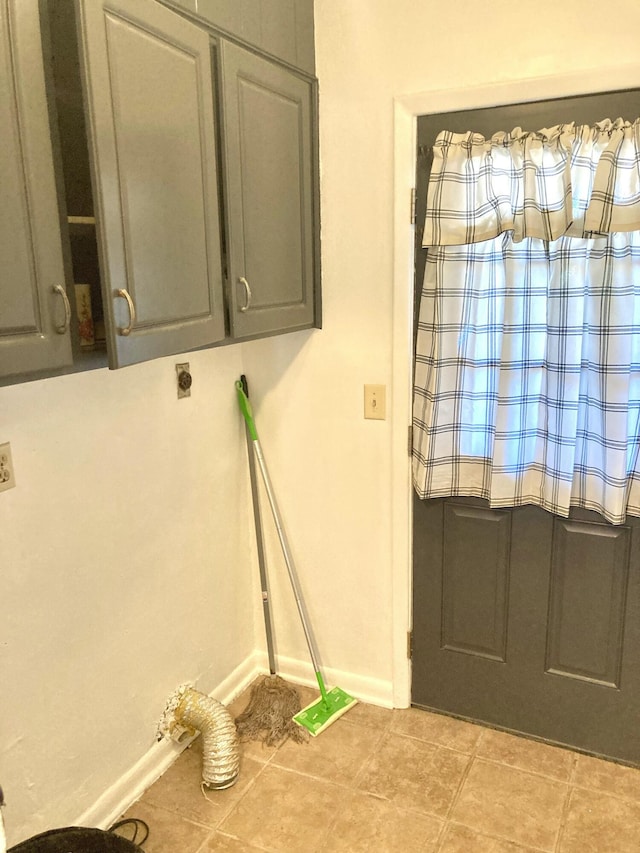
top-left (240, 376), bottom-right (277, 675)
top-left (235, 382), bottom-right (328, 702)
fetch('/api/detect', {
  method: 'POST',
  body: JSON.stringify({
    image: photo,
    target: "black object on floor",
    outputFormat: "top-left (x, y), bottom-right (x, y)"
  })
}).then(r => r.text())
top-left (7, 826), bottom-right (143, 852)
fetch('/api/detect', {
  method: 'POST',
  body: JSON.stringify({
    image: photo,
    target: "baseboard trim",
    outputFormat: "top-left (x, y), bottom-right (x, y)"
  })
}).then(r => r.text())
top-left (258, 652), bottom-right (394, 709)
top-left (74, 653), bottom-right (393, 830)
top-left (74, 655), bottom-right (261, 831)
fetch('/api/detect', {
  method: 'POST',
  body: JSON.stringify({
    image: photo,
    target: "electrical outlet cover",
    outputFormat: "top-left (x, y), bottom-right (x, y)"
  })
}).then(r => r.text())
top-left (364, 384), bottom-right (386, 420)
top-left (0, 442), bottom-right (16, 492)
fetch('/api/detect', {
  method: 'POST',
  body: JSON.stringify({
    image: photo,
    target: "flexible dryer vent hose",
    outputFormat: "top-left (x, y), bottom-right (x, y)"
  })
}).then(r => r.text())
top-left (159, 686), bottom-right (240, 790)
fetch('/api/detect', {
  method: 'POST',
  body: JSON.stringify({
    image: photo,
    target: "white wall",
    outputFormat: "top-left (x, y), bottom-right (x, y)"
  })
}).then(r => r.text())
top-left (242, 0), bottom-right (640, 707)
top-left (0, 346), bottom-right (257, 845)
top-left (3, 0), bottom-right (640, 845)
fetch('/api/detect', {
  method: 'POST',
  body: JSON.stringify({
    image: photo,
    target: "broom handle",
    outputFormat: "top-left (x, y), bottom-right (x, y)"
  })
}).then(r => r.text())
top-left (252, 438), bottom-right (329, 704)
top-left (236, 381), bottom-right (329, 705)
top-left (240, 376), bottom-right (276, 675)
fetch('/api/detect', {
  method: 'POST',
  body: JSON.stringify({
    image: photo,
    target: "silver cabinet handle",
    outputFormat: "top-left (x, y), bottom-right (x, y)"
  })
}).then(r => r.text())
top-left (115, 288), bottom-right (136, 336)
top-left (52, 285), bottom-right (71, 335)
top-left (239, 276), bottom-right (252, 312)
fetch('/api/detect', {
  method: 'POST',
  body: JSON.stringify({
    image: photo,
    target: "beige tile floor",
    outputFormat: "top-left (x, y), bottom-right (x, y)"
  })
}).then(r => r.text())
top-left (123, 683), bottom-right (640, 852)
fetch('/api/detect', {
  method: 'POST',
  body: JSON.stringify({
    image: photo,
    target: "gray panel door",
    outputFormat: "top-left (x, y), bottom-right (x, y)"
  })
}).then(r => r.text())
top-left (413, 498), bottom-right (640, 764)
top-left (0, 0), bottom-right (72, 379)
top-left (76, 0), bottom-right (225, 368)
top-left (412, 90), bottom-right (640, 765)
top-left (219, 40), bottom-right (316, 339)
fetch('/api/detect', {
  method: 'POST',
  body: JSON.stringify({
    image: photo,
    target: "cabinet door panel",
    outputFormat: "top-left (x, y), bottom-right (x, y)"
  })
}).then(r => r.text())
top-left (195, 0), bottom-right (260, 47)
top-left (259, 0), bottom-right (297, 67)
top-left (195, 0), bottom-right (315, 74)
top-left (77, 0), bottom-right (225, 368)
top-left (0, 0), bottom-right (72, 379)
top-left (220, 41), bottom-right (317, 339)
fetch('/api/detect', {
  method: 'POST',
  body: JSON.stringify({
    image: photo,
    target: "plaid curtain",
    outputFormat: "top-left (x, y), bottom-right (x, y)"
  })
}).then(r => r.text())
top-left (413, 119), bottom-right (640, 524)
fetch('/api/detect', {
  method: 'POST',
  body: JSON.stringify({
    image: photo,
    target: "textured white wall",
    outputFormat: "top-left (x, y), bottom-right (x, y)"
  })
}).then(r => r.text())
top-left (0, 346), bottom-right (256, 844)
top-left (3, 0), bottom-right (640, 845)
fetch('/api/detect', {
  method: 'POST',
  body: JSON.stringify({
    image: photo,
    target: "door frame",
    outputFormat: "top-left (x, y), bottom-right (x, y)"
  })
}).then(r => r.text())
top-left (390, 63), bottom-right (640, 709)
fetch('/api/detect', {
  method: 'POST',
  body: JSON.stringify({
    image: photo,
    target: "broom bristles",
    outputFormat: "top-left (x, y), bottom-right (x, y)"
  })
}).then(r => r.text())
top-left (235, 675), bottom-right (309, 746)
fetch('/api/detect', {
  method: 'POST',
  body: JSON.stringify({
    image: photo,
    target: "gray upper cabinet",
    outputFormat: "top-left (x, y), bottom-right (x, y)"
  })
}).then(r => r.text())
top-left (193, 0), bottom-right (315, 74)
top-left (0, 0), bottom-right (73, 379)
top-left (1, 0), bottom-right (320, 385)
top-left (219, 40), bottom-right (318, 339)
top-left (76, 0), bottom-right (226, 368)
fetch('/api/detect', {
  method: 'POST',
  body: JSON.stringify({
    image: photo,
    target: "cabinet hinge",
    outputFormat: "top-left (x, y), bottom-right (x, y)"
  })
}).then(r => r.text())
top-left (407, 630), bottom-right (414, 660)
top-left (410, 187), bottom-right (417, 225)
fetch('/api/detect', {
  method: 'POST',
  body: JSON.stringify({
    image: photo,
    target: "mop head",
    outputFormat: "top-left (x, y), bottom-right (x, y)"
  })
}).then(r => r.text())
top-left (293, 686), bottom-right (358, 736)
top-left (235, 675), bottom-right (309, 746)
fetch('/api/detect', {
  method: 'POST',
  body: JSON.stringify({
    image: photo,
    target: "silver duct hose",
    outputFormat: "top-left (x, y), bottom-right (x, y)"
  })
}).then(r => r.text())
top-left (158, 685), bottom-right (240, 790)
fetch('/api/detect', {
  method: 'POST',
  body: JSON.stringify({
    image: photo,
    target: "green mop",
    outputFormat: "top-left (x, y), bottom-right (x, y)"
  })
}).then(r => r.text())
top-left (234, 376), bottom-right (307, 746)
top-left (235, 379), bottom-right (357, 736)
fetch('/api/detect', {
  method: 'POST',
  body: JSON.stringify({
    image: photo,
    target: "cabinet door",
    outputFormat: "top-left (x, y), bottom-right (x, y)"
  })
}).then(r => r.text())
top-left (0, 0), bottom-right (73, 380)
top-left (194, 0), bottom-right (315, 74)
top-left (76, 0), bottom-right (225, 368)
top-left (219, 41), bottom-right (318, 339)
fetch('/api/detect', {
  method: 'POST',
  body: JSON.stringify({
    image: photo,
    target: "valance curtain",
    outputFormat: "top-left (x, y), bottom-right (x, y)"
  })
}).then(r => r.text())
top-left (413, 118), bottom-right (640, 524)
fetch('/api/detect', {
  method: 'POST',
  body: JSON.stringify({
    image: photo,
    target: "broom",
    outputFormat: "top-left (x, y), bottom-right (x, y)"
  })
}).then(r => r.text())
top-left (234, 376), bottom-right (307, 746)
top-left (235, 379), bottom-right (357, 737)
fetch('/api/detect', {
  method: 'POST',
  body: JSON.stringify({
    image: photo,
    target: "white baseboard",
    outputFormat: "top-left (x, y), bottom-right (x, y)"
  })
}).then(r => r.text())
top-left (74, 734), bottom-right (185, 831)
top-left (74, 655), bottom-right (260, 831)
top-left (270, 653), bottom-right (395, 708)
top-left (74, 653), bottom-right (394, 831)
top-left (210, 649), bottom-right (396, 709)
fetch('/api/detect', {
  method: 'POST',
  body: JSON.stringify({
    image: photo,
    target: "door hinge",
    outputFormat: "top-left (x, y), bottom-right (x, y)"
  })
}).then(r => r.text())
top-left (407, 630), bottom-right (413, 659)
top-left (410, 187), bottom-right (417, 225)
top-left (408, 424), bottom-right (413, 457)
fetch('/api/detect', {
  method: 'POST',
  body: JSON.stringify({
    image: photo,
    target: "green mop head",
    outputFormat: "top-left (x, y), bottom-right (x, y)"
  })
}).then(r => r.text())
top-left (293, 686), bottom-right (358, 736)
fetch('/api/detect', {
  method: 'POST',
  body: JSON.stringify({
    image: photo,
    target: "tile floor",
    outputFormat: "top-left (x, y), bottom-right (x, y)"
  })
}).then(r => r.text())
top-left (123, 683), bottom-right (640, 852)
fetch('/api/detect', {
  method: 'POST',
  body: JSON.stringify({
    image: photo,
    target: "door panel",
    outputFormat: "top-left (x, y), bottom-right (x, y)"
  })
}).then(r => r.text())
top-left (0, 0), bottom-right (72, 378)
top-left (545, 519), bottom-right (630, 687)
top-left (220, 40), bottom-right (316, 339)
top-left (77, 0), bottom-right (225, 367)
top-left (413, 496), bottom-right (640, 764)
top-left (442, 504), bottom-right (511, 661)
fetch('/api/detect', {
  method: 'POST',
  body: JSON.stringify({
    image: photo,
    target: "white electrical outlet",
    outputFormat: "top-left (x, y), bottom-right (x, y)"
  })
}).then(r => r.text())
top-left (0, 442), bottom-right (15, 492)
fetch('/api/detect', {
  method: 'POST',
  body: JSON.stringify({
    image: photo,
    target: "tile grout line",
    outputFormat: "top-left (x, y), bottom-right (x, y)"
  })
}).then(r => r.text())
top-left (436, 727), bottom-right (574, 853)
top-left (209, 753), bottom-right (276, 833)
top-left (443, 819), bottom-right (554, 853)
top-left (349, 725), bottom-right (390, 790)
top-left (306, 725), bottom-right (386, 853)
top-left (132, 797), bottom-right (211, 830)
top-left (553, 757), bottom-right (578, 853)
top-left (126, 798), bottom-right (233, 853)
top-left (266, 757), bottom-right (378, 792)
top-left (433, 739), bottom-right (481, 852)
top-left (444, 729), bottom-right (483, 815)
top-left (566, 746), bottom-right (640, 808)
top-left (569, 777), bottom-right (640, 805)
top-left (195, 826), bottom-right (272, 853)
top-left (471, 754), bottom-right (575, 786)
top-left (338, 720), bottom-right (455, 853)
top-left (418, 718), bottom-right (486, 851)
top-left (282, 721), bottom-right (389, 853)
